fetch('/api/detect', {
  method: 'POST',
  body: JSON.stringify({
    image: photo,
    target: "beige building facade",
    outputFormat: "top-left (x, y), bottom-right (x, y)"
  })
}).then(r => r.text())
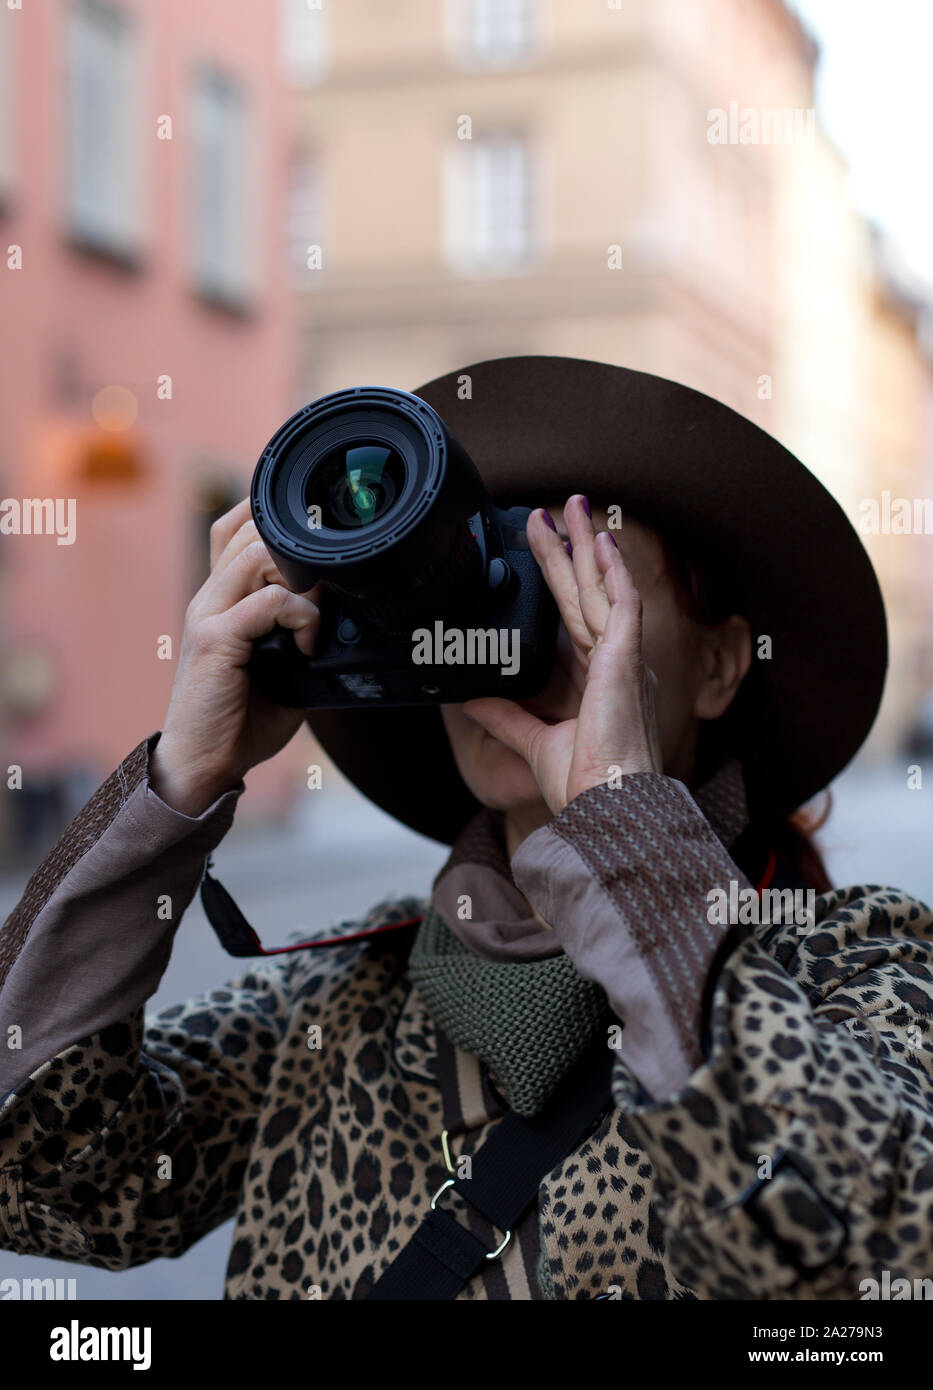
top-left (284, 0), bottom-right (933, 765)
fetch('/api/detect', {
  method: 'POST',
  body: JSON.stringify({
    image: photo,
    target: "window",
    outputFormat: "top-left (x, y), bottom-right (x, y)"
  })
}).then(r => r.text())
top-left (280, 0), bottom-right (331, 86)
top-left (188, 468), bottom-right (243, 587)
top-left (446, 0), bottom-right (538, 69)
top-left (286, 150), bottom-right (324, 284)
top-left (67, 0), bottom-right (140, 258)
top-left (443, 134), bottom-right (534, 275)
top-left (191, 68), bottom-right (253, 307)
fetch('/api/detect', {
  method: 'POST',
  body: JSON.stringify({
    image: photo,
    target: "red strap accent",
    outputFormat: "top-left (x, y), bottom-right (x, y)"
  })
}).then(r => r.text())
top-left (247, 915), bottom-right (424, 955)
top-left (755, 849), bottom-right (777, 896)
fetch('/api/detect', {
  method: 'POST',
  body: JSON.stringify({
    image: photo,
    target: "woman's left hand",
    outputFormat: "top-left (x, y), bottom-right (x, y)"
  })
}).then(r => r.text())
top-left (463, 494), bottom-right (663, 816)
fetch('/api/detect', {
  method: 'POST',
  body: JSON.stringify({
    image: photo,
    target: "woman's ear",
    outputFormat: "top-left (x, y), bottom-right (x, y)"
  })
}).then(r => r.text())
top-left (692, 614), bottom-right (753, 721)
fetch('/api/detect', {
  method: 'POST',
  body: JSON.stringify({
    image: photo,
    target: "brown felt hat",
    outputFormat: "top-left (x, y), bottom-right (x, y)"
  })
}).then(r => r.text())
top-left (306, 355), bottom-right (887, 842)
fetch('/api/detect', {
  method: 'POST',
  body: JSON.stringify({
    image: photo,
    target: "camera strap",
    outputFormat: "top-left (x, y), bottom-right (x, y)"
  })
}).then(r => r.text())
top-left (365, 1028), bottom-right (616, 1300)
top-left (199, 855), bottom-right (423, 956)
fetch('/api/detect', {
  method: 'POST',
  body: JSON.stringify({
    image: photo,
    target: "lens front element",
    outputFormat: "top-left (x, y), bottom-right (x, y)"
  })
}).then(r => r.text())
top-left (307, 443), bottom-right (405, 530)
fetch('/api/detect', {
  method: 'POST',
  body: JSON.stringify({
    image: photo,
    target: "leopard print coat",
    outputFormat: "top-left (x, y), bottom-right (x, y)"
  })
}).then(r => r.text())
top-left (3, 862), bottom-right (933, 1299)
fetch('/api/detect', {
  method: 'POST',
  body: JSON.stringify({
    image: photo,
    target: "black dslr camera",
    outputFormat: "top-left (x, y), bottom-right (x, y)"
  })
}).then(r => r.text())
top-left (248, 386), bottom-right (559, 708)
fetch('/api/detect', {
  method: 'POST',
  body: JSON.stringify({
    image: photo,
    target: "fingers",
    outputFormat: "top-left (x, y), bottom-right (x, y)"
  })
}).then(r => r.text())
top-left (210, 516), bottom-right (262, 580)
top-left (595, 529), bottom-right (643, 661)
top-left (201, 539), bottom-right (279, 615)
top-left (564, 495), bottom-right (610, 642)
top-left (526, 508), bottom-right (593, 654)
top-left (527, 496), bottom-right (621, 657)
top-left (462, 697), bottom-right (547, 770)
top-left (199, 537), bottom-right (321, 619)
top-left (209, 498), bottom-right (253, 569)
top-left (192, 499), bottom-right (323, 665)
top-left (212, 584), bottom-right (322, 658)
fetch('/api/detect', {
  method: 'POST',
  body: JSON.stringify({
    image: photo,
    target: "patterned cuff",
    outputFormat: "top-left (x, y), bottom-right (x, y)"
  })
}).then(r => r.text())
top-left (0, 731), bottom-right (244, 1095)
top-left (510, 774), bottom-right (752, 1098)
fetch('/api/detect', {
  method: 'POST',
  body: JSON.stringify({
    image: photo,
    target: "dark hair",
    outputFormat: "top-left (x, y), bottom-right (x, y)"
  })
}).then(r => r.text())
top-left (647, 519), bottom-right (833, 894)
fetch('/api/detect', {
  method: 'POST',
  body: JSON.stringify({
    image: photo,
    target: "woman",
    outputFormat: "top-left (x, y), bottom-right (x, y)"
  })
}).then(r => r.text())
top-left (1, 355), bottom-right (931, 1301)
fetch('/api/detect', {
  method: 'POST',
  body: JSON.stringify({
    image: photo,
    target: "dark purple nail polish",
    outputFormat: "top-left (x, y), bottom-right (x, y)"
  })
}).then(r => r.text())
top-left (541, 510), bottom-right (557, 532)
top-left (565, 541), bottom-right (573, 558)
top-left (605, 531), bottom-right (618, 549)
top-left (580, 496), bottom-right (591, 519)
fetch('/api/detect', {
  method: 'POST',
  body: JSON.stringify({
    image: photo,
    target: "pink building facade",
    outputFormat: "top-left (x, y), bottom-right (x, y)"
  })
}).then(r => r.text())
top-left (0, 0), bottom-right (295, 856)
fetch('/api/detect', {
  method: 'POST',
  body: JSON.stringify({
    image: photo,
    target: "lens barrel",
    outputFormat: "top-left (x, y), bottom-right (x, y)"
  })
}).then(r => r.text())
top-left (250, 387), bottom-right (490, 637)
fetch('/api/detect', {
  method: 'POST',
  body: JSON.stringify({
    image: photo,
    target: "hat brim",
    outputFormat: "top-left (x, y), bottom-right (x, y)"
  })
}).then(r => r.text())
top-left (306, 355), bottom-right (887, 842)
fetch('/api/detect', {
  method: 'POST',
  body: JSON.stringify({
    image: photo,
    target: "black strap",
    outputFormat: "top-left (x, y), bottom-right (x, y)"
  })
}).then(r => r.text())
top-left (199, 856), bottom-right (422, 957)
top-left (365, 1033), bottom-right (615, 1300)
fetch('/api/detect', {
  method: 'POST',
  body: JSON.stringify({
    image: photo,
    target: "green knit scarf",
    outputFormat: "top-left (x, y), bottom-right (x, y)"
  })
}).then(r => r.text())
top-left (407, 902), bottom-right (611, 1117)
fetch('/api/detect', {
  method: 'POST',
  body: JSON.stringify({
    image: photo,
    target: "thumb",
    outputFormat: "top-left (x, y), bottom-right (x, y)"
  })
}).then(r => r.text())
top-left (462, 697), bottom-right (544, 769)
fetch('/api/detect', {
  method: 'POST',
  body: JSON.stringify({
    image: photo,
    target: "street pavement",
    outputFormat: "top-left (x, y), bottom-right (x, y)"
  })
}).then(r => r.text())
top-left (0, 756), bottom-right (930, 1299)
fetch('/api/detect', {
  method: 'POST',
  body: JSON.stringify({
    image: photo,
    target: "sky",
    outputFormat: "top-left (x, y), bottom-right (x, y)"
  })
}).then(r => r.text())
top-left (791, 0), bottom-right (933, 303)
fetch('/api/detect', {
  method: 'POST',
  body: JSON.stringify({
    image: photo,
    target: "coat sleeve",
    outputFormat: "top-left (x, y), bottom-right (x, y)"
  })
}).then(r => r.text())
top-left (0, 732), bottom-right (301, 1268)
top-left (512, 776), bottom-right (933, 1298)
top-left (0, 958), bottom-right (301, 1269)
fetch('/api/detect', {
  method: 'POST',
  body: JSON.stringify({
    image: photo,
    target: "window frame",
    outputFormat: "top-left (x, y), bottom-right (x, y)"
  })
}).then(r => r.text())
top-left (189, 63), bottom-right (255, 313)
top-left (442, 130), bottom-right (537, 276)
top-left (444, 0), bottom-right (540, 71)
top-left (65, 0), bottom-right (143, 268)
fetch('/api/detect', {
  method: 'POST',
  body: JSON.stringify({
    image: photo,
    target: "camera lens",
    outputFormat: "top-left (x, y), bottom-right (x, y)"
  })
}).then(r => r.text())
top-left (251, 386), bottom-right (489, 636)
top-left (306, 443), bottom-right (405, 530)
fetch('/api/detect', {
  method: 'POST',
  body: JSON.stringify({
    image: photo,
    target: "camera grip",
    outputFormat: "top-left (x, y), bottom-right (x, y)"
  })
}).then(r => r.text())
top-left (248, 625), bottom-right (308, 707)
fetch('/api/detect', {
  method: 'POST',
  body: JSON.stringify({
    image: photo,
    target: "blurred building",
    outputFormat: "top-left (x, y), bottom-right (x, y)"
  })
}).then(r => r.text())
top-left (1, 0), bottom-right (931, 866)
top-left (863, 261), bottom-right (933, 759)
top-left (285, 0), bottom-right (933, 763)
top-left (0, 0), bottom-right (295, 860)
top-left (769, 76), bottom-right (933, 762)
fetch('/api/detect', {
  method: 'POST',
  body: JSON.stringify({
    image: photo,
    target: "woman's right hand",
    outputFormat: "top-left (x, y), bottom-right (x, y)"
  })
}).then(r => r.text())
top-left (149, 498), bottom-right (322, 817)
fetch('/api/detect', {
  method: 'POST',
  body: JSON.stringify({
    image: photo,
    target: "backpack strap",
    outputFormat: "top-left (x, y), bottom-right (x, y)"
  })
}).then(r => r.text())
top-left (365, 1030), bottom-right (615, 1300)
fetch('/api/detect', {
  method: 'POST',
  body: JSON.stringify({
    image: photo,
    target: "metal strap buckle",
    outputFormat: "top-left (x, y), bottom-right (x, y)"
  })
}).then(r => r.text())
top-left (432, 1131), bottom-right (511, 1260)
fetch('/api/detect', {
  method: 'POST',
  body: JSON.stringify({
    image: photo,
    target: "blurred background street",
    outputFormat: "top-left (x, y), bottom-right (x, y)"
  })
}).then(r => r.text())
top-left (1, 0), bottom-right (932, 1299)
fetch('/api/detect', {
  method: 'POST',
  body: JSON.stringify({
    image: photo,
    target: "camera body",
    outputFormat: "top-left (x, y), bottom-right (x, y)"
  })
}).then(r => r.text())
top-left (247, 386), bottom-right (558, 709)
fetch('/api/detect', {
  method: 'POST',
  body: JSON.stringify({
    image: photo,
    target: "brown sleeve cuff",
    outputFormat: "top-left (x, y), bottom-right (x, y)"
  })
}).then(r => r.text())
top-left (511, 775), bottom-right (752, 1098)
top-left (0, 733), bottom-right (152, 992)
top-left (0, 732), bottom-right (243, 1094)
